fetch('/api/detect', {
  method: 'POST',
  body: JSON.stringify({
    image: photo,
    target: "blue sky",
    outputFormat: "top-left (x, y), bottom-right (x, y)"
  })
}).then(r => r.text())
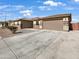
top-left (0, 0), bottom-right (79, 22)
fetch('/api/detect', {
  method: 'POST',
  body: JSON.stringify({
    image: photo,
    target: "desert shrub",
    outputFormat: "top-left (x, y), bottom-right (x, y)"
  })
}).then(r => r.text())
top-left (7, 26), bottom-right (17, 34)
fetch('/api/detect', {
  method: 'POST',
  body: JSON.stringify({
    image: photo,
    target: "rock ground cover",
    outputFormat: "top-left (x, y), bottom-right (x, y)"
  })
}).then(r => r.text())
top-left (0, 28), bottom-right (13, 38)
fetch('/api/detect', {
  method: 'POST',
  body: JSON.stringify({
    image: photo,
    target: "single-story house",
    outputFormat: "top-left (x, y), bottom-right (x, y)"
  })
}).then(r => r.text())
top-left (8, 19), bottom-right (33, 29)
top-left (32, 14), bottom-right (72, 31)
top-left (0, 21), bottom-right (8, 28)
top-left (7, 13), bottom-right (72, 31)
top-left (0, 22), bottom-right (3, 27)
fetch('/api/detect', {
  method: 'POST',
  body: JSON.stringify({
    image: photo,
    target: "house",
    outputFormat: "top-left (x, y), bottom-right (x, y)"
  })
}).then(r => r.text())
top-left (0, 21), bottom-right (8, 28)
top-left (8, 19), bottom-right (33, 30)
top-left (32, 14), bottom-right (72, 31)
top-left (8, 13), bottom-right (72, 31)
top-left (71, 22), bottom-right (79, 30)
top-left (0, 22), bottom-right (3, 28)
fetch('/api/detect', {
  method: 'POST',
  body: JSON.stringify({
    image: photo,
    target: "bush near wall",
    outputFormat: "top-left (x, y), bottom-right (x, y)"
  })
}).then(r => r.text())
top-left (7, 26), bottom-right (17, 34)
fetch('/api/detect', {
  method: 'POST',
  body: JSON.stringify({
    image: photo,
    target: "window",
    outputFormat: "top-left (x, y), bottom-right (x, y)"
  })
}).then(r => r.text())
top-left (33, 21), bottom-right (36, 25)
top-left (36, 21), bottom-right (39, 25)
top-left (66, 18), bottom-right (68, 21)
top-left (63, 18), bottom-right (66, 21)
top-left (63, 18), bottom-right (69, 21)
top-left (17, 22), bottom-right (19, 25)
top-left (15, 22), bottom-right (17, 25)
top-left (33, 21), bottom-right (40, 25)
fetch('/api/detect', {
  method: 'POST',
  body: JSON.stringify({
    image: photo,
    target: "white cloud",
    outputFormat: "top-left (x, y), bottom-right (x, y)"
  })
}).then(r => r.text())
top-left (43, 0), bottom-right (66, 6)
top-left (39, 6), bottom-right (46, 9)
top-left (72, 18), bottom-right (79, 23)
top-left (64, 6), bottom-right (79, 10)
top-left (65, 7), bottom-right (74, 10)
top-left (0, 4), bottom-right (33, 19)
top-left (39, 6), bottom-right (52, 11)
top-left (20, 10), bottom-right (32, 14)
top-left (20, 10), bottom-right (32, 16)
top-left (0, 5), bottom-right (26, 11)
top-left (39, 0), bottom-right (66, 11)
top-left (37, 1), bottom-right (41, 3)
top-left (0, 5), bottom-right (8, 9)
top-left (11, 5), bottom-right (26, 10)
top-left (23, 13), bottom-right (31, 16)
top-left (74, 0), bottom-right (79, 2)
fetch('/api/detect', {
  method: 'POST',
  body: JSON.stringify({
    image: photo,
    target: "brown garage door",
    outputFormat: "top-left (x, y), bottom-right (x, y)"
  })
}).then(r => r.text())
top-left (43, 20), bottom-right (63, 31)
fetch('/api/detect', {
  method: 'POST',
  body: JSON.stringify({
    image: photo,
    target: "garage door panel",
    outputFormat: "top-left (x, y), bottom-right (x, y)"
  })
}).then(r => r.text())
top-left (43, 20), bottom-right (63, 31)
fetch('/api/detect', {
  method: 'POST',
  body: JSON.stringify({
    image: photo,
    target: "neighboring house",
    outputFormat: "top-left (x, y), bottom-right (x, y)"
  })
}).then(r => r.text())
top-left (0, 22), bottom-right (3, 28)
top-left (8, 19), bottom-right (33, 30)
top-left (32, 14), bottom-right (72, 31)
top-left (0, 21), bottom-right (8, 28)
top-left (71, 22), bottom-right (79, 30)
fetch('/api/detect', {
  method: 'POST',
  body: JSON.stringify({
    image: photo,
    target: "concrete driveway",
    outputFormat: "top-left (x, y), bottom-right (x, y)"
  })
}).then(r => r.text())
top-left (0, 29), bottom-right (61, 59)
top-left (0, 29), bottom-right (79, 59)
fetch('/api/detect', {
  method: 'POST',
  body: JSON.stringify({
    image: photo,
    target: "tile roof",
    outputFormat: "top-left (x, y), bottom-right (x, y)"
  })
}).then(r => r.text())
top-left (31, 14), bottom-right (71, 21)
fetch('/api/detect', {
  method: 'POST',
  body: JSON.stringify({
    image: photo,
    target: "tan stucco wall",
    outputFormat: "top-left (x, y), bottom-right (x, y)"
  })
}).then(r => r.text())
top-left (0, 24), bottom-right (2, 27)
top-left (33, 16), bottom-right (71, 31)
top-left (33, 20), bottom-right (43, 29)
top-left (8, 21), bottom-right (21, 30)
